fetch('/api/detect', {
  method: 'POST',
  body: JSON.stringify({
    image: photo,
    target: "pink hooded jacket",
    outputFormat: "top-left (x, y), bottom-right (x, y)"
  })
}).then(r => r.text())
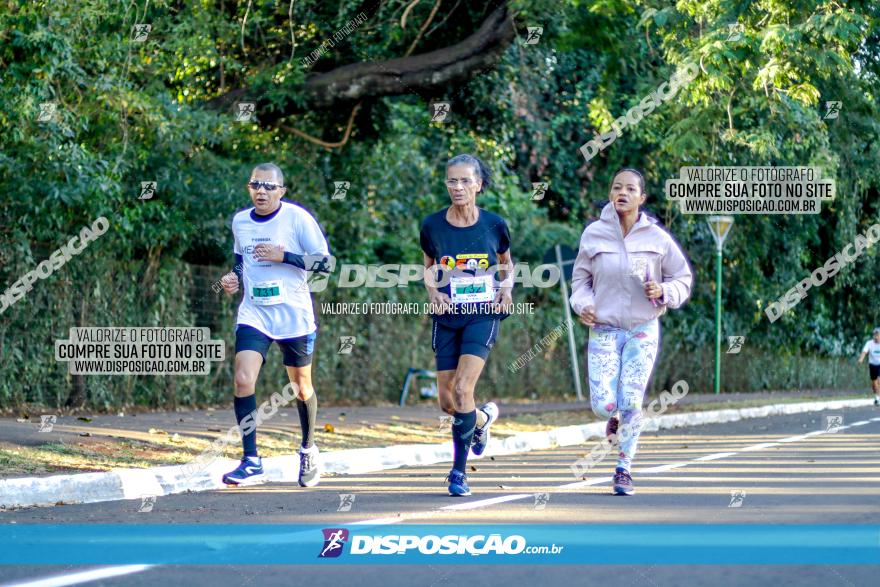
top-left (569, 202), bottom-right (693, 330)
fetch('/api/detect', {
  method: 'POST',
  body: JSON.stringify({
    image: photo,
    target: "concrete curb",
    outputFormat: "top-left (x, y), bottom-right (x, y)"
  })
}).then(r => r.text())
top-left (0, 398), bottom-right (872, 509)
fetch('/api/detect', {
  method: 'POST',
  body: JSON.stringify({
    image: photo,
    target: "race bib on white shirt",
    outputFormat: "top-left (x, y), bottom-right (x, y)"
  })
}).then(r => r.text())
top-left (450, 274), bottom-right (495, 304)
top-left (249, 280), bottom-right (285, 306)
top-left (232, 201), bottom-right (330, 338)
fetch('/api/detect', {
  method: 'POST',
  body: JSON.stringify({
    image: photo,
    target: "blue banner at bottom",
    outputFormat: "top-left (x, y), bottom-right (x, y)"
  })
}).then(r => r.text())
top-left (1, 524), bottom-right (878, 565)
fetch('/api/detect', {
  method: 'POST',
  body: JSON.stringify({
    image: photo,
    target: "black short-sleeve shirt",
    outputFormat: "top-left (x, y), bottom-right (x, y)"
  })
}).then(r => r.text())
top-left (419, 207), bottom-right (511, 326)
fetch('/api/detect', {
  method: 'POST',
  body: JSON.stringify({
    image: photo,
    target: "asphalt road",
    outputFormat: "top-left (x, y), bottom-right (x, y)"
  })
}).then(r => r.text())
top-left (2, 405), bottom-right (879, 586)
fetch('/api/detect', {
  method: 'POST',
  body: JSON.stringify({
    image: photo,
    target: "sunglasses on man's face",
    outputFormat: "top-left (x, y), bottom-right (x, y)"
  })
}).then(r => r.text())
top-left (248, 180), bottom-right (283, 191)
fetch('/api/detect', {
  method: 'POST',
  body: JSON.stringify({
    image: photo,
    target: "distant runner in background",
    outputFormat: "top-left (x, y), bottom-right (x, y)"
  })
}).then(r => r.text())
top-left (857, 327), bottom-right (880, 407)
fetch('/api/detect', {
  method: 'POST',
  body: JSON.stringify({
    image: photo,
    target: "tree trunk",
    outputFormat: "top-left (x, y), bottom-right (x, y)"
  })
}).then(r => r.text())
top-left (206, 3), bottom-right (516, 122)
top-left (65, 295), bottom-right (88, 409)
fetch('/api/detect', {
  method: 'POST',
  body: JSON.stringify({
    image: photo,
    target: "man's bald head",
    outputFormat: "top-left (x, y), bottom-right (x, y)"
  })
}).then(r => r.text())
top-left (252, 162), bottom-right (284, 186)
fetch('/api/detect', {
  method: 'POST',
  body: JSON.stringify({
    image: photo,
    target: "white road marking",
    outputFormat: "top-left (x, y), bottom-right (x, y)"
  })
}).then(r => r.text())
top-left (348, 420), bottom-right (870, 523)
top-left (440, 494), bottom-right (532, 510)
top-left (2, 565), bottom-right (153, 587)
top-left (9, 415), bottom-right (876, 587)
top-left (639, 462), bottom-right (691, 473)
top-left (777, 435), bottom-right (812, 443)
top-left (740, 442), bottom-right (780, 451)
top-left (557, 476), bottom-right (614, 490)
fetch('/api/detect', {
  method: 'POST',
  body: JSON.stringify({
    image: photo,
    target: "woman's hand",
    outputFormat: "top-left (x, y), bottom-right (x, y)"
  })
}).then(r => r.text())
top-left (644, 280), bottom-right (663, 301)
top-left (578, 305), bottom-right (597, 327)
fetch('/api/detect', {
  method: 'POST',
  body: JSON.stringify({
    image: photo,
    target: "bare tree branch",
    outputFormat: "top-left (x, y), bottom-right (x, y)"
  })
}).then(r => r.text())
top-left (206, 3), bottom-right (515, 122)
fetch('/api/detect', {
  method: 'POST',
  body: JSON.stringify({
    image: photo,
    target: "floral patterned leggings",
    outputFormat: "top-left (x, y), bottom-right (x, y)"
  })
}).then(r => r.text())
top-left (587, 318), bottom-right (659, 472)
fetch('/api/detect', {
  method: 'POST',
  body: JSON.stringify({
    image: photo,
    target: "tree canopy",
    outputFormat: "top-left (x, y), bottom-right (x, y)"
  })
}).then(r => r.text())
top-left (1, 0), bottom-right (879, 408)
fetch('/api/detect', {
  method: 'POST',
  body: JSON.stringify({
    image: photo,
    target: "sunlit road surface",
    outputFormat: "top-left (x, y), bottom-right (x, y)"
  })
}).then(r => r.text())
top-left (3, 406), bottom-right (879, 587)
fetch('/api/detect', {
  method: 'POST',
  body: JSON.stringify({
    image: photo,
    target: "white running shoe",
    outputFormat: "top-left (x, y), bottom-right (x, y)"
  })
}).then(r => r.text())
top-left (298, 444), bottom-right (321, 487)
top-left (471, 402), bottom-right (498, 456)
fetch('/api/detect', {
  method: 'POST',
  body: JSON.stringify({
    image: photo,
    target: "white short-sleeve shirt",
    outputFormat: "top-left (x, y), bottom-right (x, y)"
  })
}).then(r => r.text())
top-left (232, 201), bottom-right (329, 339)
top-left (862, 339), bottom-right (880, 365)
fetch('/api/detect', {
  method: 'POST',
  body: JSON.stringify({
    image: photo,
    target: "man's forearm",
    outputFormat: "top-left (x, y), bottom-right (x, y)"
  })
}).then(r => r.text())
top-left (283, 252), bottom-right (331, 273)
top-left (233, 254), bottom-right (244, 282)
top-left (498, 263), bottom-right (514, 289)
top-left (495, 254), bottom-right (514, 290)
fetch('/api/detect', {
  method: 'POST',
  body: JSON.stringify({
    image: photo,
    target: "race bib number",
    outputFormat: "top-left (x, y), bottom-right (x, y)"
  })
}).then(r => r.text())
top-left (450, 275), bottom-right (495, 304)
top-left (250, 280), bottom-right (285, 306)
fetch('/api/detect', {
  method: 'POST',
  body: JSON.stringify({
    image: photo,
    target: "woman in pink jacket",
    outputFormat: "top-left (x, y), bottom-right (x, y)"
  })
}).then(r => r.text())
top-left (569, 168), bottom-right (693, 496)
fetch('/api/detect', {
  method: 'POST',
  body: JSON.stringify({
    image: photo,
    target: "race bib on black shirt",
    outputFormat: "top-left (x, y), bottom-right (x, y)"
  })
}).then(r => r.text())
top-left (419, 207), bottom-right (511, 326)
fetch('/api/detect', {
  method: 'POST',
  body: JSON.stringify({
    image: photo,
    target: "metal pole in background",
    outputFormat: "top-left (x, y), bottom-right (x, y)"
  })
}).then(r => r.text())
top-left (707, 215), bottom-right (734, 396)
top-left (556, 244), bottom-right (583, 401)
top-left (714, 247), bottom-right (722, 395)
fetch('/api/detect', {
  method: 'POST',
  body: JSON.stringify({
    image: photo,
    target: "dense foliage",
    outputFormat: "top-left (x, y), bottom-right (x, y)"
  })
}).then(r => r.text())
top-left (1, 0), bottom-right (877, 409)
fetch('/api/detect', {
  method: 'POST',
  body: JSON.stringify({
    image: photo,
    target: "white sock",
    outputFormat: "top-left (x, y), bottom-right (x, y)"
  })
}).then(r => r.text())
top-left (301, 444), bottom-right (318, 453)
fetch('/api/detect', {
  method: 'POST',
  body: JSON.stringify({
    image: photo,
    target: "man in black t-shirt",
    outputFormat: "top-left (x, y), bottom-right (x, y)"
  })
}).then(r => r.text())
top-left (420, 154), bottom-right (514, 497)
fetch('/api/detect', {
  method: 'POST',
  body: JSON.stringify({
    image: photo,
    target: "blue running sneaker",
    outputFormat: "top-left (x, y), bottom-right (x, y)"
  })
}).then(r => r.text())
top-left (447, 469), bottom-right (471, 496)
top-left (222, 456), bottom-right (266, 486)
top-left (471, 402), bottom-right (498, 456)
top-left (612, 467), bottom-right (634, 496)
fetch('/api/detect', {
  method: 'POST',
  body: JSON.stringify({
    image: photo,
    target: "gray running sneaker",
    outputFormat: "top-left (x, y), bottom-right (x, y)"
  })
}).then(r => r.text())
top-left (298, 445), bottom-right (321, 487)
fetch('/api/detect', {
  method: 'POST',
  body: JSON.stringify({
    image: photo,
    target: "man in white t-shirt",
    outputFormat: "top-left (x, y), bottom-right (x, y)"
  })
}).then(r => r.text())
top-left (857, 327), bottom-right (880, 407)
top-left (219, 162), bottom-right (331, 487)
